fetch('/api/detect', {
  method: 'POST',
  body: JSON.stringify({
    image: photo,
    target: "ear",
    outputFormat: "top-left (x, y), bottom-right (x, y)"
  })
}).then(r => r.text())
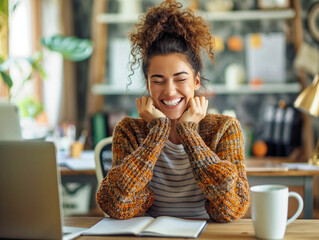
top-left (194, 72), bottom-right (201, 91)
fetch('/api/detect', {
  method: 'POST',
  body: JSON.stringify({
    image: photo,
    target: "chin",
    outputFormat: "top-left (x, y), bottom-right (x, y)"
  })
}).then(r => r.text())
top-left (161, 106), bottom-right (186, 120)
top-left (167, 116), bottom-right (179, 120)
top-left (164, 112), bottom-right (183, 120)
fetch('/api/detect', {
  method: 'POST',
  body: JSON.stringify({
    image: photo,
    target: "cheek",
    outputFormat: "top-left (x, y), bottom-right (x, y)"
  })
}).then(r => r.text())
top-left (148, 86), bottom-right (161, 102)
top-left (182, 84), bottom-right (196, 97)
top-left (148, 85), bottom-right (156, 97)
top-left (147, 81), bottom-right (156, 97)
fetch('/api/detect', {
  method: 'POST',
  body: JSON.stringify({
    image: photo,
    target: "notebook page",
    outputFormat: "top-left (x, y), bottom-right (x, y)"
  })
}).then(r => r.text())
top-left (83, 217), bottom-right (154, 235)
top-left (141, 216), bottom-right (207, 238)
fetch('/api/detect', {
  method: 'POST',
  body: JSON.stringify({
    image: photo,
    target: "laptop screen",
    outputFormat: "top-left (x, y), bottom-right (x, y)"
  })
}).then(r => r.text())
top-left (0, 141), bottom-right (62, 239)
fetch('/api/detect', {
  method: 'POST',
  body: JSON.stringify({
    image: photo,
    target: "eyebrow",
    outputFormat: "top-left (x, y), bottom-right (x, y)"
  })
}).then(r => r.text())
top-left (150, 72), bottom-right (189, 78)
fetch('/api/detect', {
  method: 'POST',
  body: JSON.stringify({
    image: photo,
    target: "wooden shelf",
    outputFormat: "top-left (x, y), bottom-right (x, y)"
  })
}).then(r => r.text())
top-left (200, 9), bottom-right (295, 21)
top-left (205, 83), bottom-right (301, 95)
top-left (91, 84), bottom-right (145, 95)
top-left (96, 9), bottom-right (295, 24)
top-left (91, 83), bottom-right (301, 95)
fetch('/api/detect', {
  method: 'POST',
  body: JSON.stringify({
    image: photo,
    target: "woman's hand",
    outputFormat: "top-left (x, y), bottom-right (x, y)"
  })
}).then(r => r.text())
top-left (136, 96), bottom-right (166, 123)
top-left (177, 96), bottom-right (208, 124)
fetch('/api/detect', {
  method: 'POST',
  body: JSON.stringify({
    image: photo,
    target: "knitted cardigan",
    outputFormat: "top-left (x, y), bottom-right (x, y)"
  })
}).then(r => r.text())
top-left (96, 114), bottom-right (250, 222)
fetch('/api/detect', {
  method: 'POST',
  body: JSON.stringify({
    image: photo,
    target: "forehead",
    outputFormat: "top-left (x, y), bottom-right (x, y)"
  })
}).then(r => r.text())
top-left (148, 54), bottom-right (194, 75)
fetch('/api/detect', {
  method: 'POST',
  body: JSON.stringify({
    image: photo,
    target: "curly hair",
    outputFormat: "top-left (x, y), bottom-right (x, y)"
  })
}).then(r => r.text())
top-left (129, 0), bottom-right (214, 82)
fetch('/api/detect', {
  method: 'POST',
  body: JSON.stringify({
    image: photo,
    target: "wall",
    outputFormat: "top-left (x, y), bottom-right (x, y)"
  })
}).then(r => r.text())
top-left (71, 0), bottom-right (318, 154)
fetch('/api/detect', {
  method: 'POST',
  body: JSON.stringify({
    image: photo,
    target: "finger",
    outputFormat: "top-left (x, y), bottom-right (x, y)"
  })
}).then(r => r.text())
top-left (199, 97), bottom-right (207, 113)
top-left (198, 96), bottom-right (206, 107)
top-left (201, 97), bottom-right (208, 109)
top-left (145, 97), bottom-right (154, 110)
top-left (141, 96), bottom-right (148, 106)
top-left (195, 97), bottom-right (205, 116)
top-left (136, 98), bottom-right (143, 117)
top-left (204, 98), bottom-right (208, 110)
top-left (136, 98), bottom-right (141, 108)
top-left (199, 96), bottom-right (207, 108)
top-left (147, 97), bottom-right (154, 105)
top-left (195, 96), bottom-right (201, 107)
top-left (188, 98), bottom-right (196, 109)
top-left (191, 98), bottom-right (201, 116)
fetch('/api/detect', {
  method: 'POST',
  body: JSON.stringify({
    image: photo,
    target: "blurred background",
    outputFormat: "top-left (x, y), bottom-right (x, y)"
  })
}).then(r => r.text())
top-left (0, 0), bottom-right (318, 217)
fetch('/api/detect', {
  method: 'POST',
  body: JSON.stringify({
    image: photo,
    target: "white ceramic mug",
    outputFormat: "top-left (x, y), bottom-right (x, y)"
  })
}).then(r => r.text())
top-left (250, 184), bottom-right (303, 240)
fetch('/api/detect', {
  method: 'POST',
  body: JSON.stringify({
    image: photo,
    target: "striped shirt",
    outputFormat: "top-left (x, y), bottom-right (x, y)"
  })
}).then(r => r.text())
top-left (148, 139), bottom-right (210, 219)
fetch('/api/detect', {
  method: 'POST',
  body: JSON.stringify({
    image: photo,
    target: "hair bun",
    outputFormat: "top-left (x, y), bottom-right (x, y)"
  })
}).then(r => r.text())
top-left (129, 0), bottom-right (214, 79)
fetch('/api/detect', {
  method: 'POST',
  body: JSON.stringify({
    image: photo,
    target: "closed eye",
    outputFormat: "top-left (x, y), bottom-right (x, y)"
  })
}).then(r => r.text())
top-left (152, 80), bottom-right (164, 84)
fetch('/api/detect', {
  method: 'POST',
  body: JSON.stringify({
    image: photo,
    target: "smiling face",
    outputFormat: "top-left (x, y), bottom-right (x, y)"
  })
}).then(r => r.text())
top-left (146, 53), bottom-right (200, 120)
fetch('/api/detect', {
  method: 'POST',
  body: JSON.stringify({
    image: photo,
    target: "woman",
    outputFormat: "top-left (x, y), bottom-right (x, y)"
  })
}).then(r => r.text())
top-left (97, 0), bottom-right (250, 222)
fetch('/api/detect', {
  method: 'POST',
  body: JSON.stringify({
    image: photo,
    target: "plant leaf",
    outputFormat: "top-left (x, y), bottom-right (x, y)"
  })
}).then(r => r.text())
top-left (0, 71), bottom-right (13, 88)
top-left (41, 35), bottom-right (93, 62)
top-left (25, 52), bottom-right (47, 79)
top-left (17, 96), bottom-right (44, 118)
top-left (0, 57), bottom-right (12, 71)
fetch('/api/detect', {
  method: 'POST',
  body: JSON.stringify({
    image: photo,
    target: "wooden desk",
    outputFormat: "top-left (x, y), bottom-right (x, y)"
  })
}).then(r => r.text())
top-left (60, 166), bottom-right (96, 181)
top-left (64, 217), bottom-right (319, 240)
top-left (59, 150), bottom-right (97, 194)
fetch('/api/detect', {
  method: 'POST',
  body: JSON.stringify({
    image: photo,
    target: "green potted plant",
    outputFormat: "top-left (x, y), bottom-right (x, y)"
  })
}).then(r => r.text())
top-left (0, 35), bottom-right (93, 99)
top-left (0, 35), bottom-right (93, 116)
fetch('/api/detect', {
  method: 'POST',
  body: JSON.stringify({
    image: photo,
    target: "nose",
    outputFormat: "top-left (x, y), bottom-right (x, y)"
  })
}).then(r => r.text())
top-left (164, 79), bottom-right (176, 96)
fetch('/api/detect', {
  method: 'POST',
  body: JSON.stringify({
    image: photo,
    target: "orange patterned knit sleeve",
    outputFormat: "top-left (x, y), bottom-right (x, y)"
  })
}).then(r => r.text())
top-left (176, 116), bottom-right (250, 222)
top-left (96, 117), bottom-right (170, 219)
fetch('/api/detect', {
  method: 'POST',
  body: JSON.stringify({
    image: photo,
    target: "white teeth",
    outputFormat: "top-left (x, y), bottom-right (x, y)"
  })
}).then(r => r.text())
top-left (163, 98), bottom-right (181, 106)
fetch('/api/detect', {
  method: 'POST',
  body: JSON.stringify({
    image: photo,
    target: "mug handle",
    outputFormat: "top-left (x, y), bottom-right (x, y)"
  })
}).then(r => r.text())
top-left (287, 191), bottom-right (304, 226)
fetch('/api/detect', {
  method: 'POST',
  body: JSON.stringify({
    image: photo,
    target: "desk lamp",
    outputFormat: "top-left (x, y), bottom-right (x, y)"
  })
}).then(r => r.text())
top-left (294, 74), bottom-right (319, 165)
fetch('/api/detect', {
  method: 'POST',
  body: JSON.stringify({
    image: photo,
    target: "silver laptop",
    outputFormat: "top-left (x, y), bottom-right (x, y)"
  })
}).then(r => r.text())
top-left (0, 141), bottom-right (86, 240)
top-left (0, 101), bottom-right (22, 140)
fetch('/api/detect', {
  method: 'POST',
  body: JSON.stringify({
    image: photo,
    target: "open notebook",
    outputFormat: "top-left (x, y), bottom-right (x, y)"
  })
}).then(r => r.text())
top-left (83, 216), bottom-right (207, 238)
